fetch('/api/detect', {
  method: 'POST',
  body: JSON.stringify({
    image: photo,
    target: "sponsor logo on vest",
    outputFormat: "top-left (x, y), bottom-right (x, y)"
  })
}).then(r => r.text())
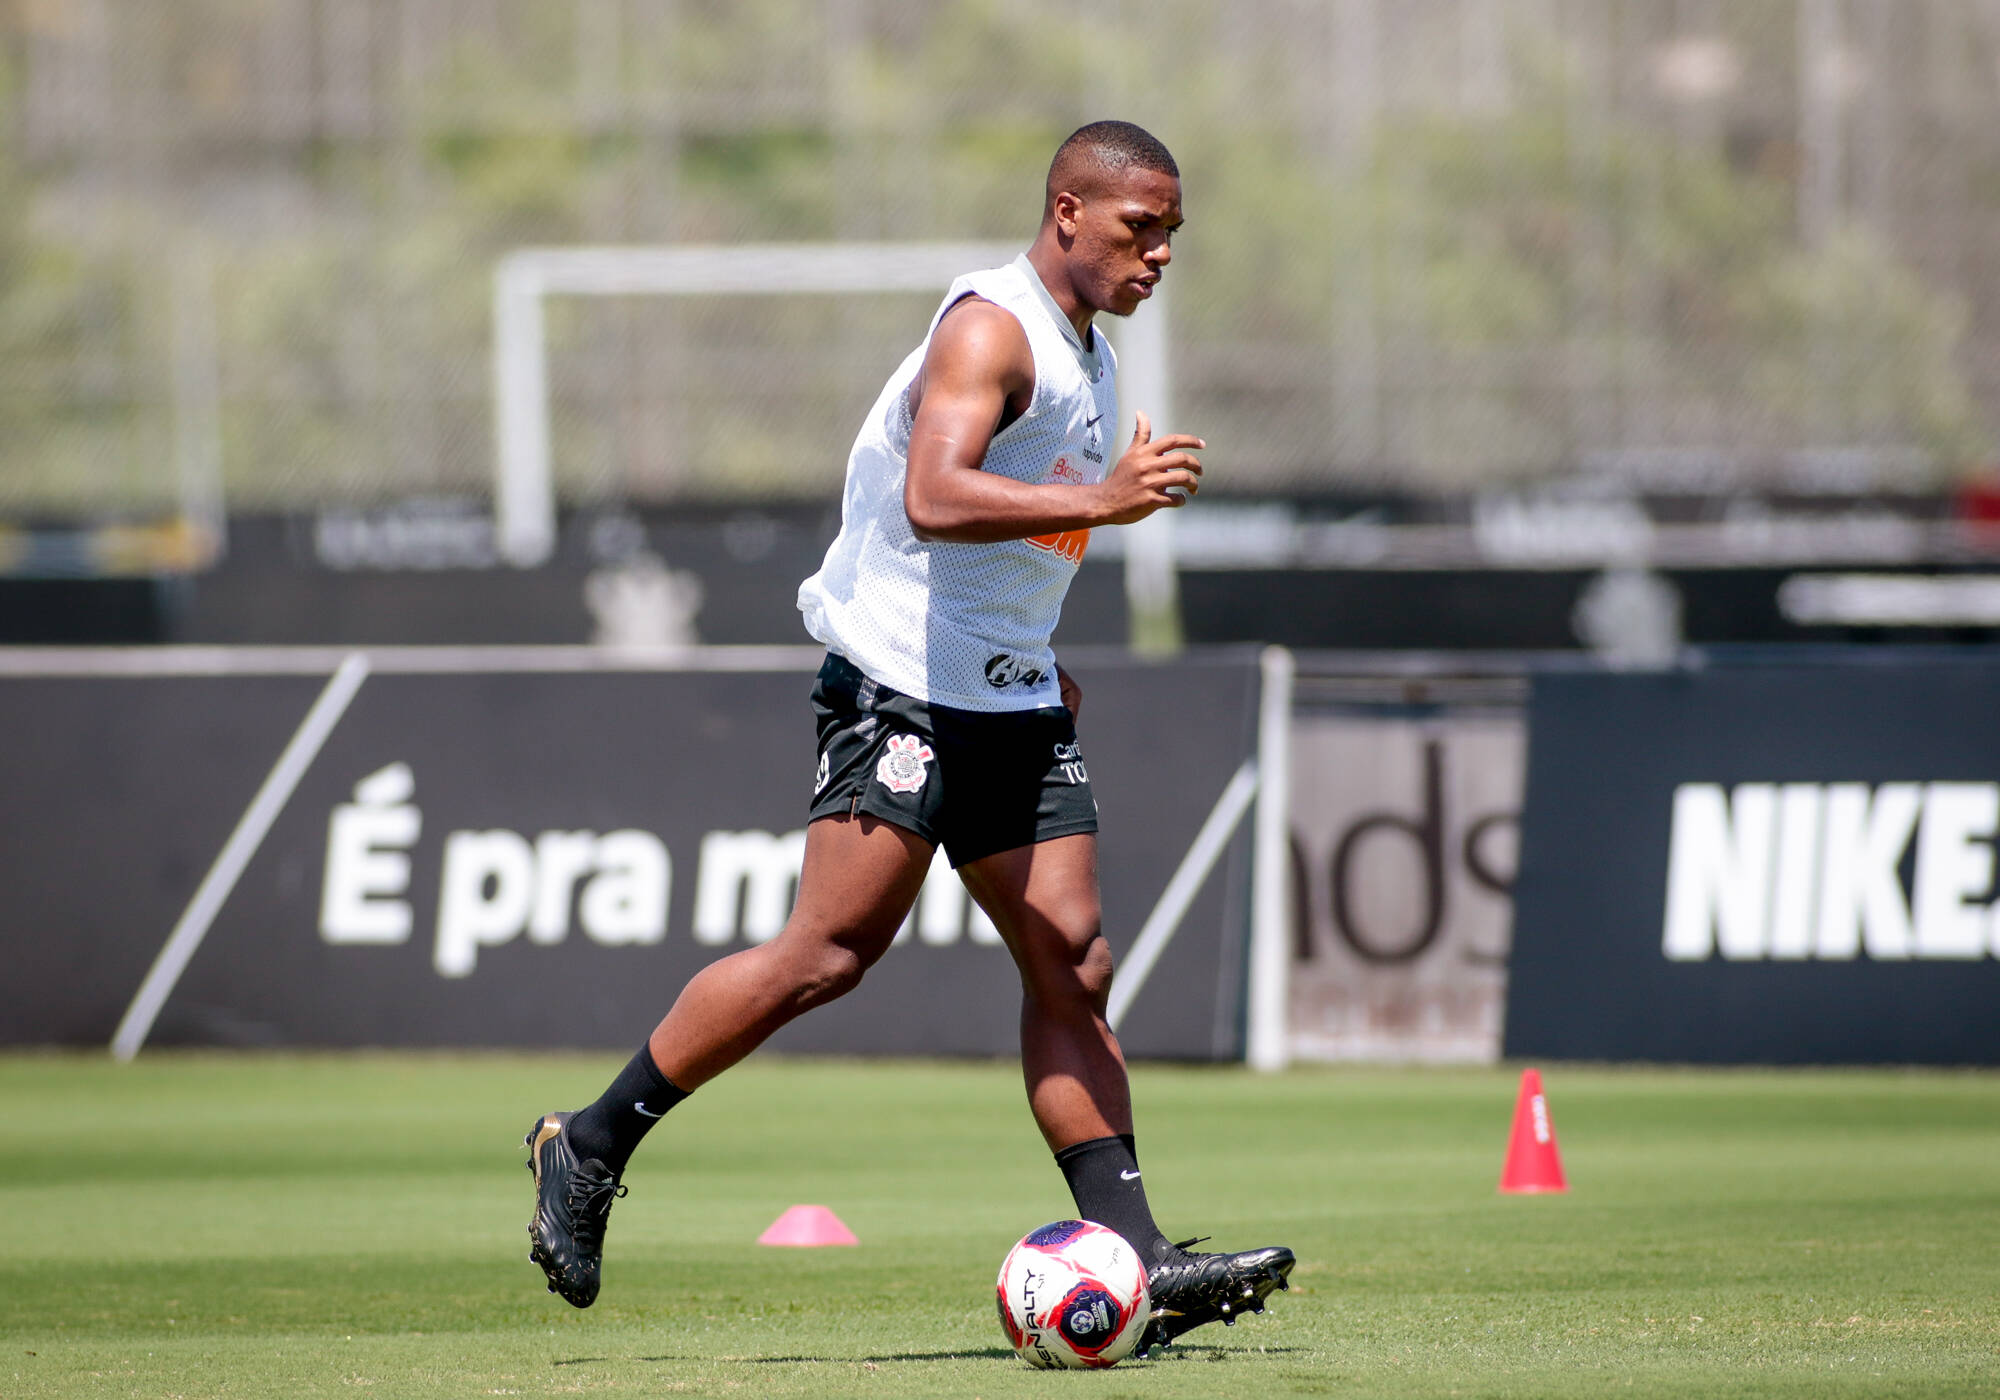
top-left (985, 653), bottom-right (1048, 689)
top-left (1026, 528), bottom-right (1090, 563)
top-left (1027, 457), bottom-right (1093, 562)
top-left (1662, 781), bottom-right (2000, 961)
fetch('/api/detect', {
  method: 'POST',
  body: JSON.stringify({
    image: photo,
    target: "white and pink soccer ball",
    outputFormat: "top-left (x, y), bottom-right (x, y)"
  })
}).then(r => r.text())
top-left (995, 1220), bottom-right (1151, 1369)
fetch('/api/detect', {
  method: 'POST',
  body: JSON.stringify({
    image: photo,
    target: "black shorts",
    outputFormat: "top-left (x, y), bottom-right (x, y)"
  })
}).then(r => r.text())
top-left (806, 651), bottom-right (1098, 867)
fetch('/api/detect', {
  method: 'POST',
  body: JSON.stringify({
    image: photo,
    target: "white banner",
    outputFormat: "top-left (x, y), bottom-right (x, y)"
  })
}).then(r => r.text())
top-left (1287, 712), bottom-right (1523, 1062)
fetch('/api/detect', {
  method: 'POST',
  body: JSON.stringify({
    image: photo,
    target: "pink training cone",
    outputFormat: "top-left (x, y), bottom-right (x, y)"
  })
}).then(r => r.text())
top-left (757, 1204), bottom-right (859, 1246)
top-left (1498, 1067), bottom-right (1569, 1194)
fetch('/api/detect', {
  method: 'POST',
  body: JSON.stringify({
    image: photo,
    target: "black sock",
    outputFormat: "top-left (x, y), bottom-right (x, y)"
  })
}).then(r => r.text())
top-left (564, 1043), bottom-right (688, 1176)
top-left (1054, 1134), bottom-right (1174, 1265)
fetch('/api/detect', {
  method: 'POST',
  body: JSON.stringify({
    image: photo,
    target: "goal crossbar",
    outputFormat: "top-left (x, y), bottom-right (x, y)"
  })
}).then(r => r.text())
top-left (496, 242), bottom-right (1020, 566)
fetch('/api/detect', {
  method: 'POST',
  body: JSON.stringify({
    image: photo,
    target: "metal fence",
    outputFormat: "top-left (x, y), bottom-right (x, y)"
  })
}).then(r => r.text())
top-left (4, 0), bottom-right (1998, 520)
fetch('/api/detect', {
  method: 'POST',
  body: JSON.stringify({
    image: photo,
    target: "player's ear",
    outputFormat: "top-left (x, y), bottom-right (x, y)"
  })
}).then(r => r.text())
top-left (1052, 190), bottom-right (1084, 238)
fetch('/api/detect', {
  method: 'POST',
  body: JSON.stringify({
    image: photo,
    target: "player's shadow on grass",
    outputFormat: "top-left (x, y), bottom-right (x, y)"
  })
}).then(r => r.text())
top-left (563, 1344), bottom-right (1305, 1366)
top-left (698, 1348), bottom-right (1022, 1363)
top-left (556, 1351), bottom-right (1020, 1366)
top-left (559, 1348), bottom-right (1021, 1365)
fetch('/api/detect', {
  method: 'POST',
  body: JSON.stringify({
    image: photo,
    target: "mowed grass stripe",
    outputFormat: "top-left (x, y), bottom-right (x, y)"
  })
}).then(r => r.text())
top-left (3, 1054), bottom-right (1997, 1398)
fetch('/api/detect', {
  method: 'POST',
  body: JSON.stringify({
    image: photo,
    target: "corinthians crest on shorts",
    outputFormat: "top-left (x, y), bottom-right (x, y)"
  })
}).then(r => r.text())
top-left (875, 732), bottom-right (935, 794)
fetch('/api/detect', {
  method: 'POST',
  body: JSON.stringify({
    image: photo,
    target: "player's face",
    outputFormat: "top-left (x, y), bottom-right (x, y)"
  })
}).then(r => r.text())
top-left (1067, 168), bottom-right (1183, 318)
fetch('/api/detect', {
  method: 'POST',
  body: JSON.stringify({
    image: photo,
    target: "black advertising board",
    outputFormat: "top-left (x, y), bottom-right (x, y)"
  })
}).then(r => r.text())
top-left (0, 648), bottom-right (1260, 1059)
top-left (1507, 657), bottom-right (2000, 1064)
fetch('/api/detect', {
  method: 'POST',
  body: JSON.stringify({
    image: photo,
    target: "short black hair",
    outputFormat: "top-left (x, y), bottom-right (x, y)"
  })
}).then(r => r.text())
top-left (1045, 121), bottom-right (1179, 208)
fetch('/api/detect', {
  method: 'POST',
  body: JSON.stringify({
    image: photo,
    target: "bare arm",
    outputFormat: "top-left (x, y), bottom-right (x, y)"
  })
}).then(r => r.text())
top-left (903, 299), bottom-right (1205, 543)
top-left (1057, 664), bottom-right (1082, 723)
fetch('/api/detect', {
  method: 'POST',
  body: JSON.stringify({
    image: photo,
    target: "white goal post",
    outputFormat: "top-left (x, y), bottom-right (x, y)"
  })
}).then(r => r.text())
top-left (490, 242), bottom-right (1180, 649)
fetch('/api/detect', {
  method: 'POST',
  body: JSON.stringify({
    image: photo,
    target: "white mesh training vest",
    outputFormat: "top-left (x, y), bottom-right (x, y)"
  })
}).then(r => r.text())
top-left (798, 254), bottom-right (1119, 711)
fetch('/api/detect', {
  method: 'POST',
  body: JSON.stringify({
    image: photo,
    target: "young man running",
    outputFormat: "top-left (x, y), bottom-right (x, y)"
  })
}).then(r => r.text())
top-left (525, 120), bottom-right (1294, 1355)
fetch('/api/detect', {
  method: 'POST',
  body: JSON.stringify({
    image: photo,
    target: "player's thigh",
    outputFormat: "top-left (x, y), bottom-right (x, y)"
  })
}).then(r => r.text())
top-left (957, 833), bottom-right (1107, 986)
top-left (780, 811), bottom-right (934, 967)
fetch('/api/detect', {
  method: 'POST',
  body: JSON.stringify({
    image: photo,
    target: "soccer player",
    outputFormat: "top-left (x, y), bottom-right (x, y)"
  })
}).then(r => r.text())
top-left (525, 120), bottom-right (1294, 1354)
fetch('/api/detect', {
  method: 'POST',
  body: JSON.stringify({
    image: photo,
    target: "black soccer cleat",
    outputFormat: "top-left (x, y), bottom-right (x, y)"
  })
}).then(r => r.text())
top-left (524, 1111), bottom-right (627, 1308)
top-left (1133, 1237), bottom-right (1295, 1355)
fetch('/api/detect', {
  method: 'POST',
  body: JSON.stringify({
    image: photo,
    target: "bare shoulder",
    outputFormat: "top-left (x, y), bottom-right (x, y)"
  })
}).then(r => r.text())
top-left (924, 295), bottom-right (1034, 392)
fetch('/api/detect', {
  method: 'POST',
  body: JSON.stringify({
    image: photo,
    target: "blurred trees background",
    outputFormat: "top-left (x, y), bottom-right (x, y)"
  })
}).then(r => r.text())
top-left (1, 0), bottom-right (1995, 517)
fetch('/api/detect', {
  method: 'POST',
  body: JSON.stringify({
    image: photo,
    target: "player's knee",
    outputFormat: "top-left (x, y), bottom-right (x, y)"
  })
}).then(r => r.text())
top-left (1060, 899), bottom-right (1107, 974)
top-left (1025, 922), bottom-right (1113, 1016)
top-left (791, 940), bottom-right (871, 1009)
top-left (1073, 930), bottom-right (1115, 1005)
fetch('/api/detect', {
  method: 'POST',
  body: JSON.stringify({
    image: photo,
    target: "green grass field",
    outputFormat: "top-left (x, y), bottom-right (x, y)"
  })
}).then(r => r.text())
top-left (4, 1054), bottom-right (1998, 1399)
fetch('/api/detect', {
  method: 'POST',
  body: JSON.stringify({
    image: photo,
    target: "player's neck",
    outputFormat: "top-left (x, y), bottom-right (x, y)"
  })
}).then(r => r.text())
top-left (1024, 241), bottom-right (1097, 346)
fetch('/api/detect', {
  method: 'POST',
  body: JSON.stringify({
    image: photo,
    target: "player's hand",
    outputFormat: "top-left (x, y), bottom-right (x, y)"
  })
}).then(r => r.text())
top-left (1058, 665), bottom-right (1082, 724)
top-left (1096, 411), bottom-right (1203, 525)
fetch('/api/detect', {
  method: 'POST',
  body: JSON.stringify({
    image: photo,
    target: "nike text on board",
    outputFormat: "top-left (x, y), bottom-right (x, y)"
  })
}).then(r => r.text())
top-left (1663, 781), bottom-right (2000, 961)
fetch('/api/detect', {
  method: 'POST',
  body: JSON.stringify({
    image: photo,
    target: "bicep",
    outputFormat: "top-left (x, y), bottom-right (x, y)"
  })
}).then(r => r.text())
top-left (907, 303), bottom-right (1031, 478)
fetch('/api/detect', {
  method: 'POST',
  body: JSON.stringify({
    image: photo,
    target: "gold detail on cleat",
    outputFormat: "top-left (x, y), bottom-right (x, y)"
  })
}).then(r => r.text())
top-left (528, 1116), bottom-right (563, 1184)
